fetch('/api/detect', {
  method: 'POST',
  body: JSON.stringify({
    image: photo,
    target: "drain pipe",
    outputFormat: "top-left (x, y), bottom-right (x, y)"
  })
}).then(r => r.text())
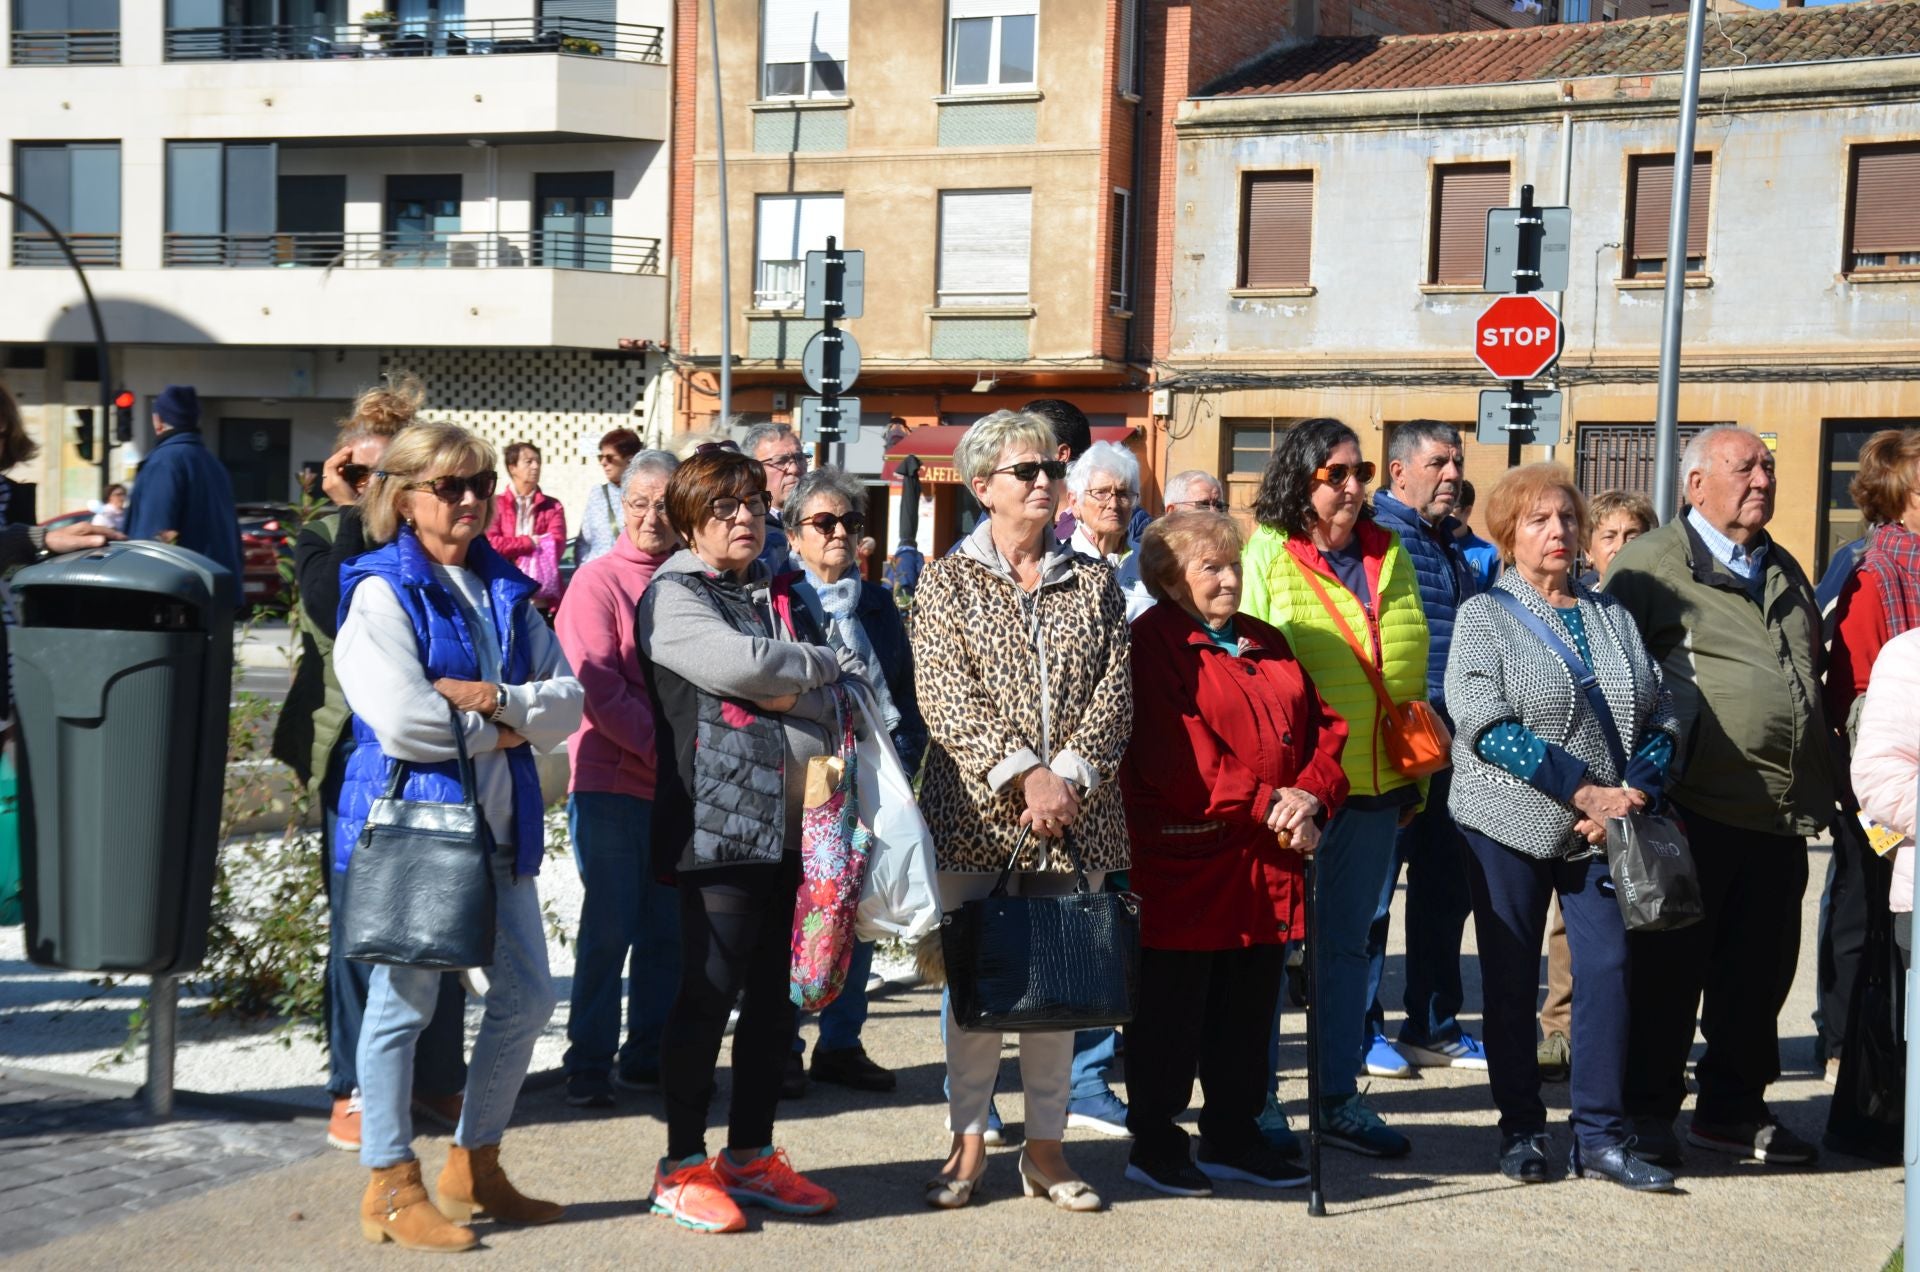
top-left (1546, 85), bottom-right (1574, 464)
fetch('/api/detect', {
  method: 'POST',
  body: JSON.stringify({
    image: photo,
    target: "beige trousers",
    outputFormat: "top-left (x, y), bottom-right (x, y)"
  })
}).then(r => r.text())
top-left (1540, 895), bottom-right (1574, 1040)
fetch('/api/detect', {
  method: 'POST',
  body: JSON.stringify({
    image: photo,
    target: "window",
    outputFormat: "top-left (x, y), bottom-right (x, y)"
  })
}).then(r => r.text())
top-left (164, 142), bottom-right (279, 266)
top-left (1226, 418), bottom-right (1295, 477)
top-left (760, 0), bottom-right (847, 99)
top-left (1116, 0), bottom-right (1139, 95)
top-left (1239, 171), bottom-right (1312, 289)
top-left (1108, 189), bottom-right (1130, 310)
top-left (755, 193), bottom-right (843, 308)
top-left (1428, 161), bottom-right (1509, 286)
top-left (12, 142), bottom-right (120, 267)
top-left (535, 172), bottom-right (615, 270)
top-left (1624, 152), bottom-right (1710, 278)
top-left (385, 174), bottom-right (463, 267)
top-left (1822, 420), bottom-right (1920, 571)
top-left (1847, 144), bottom-right (1920, 274)
top-left (11, 0), bottom-right (120, 65)
top-left (1571, 421), bottom-right (1711, 504)
top-left (937, 188), bottom-right (1032, 307)
top-left (947, 0), bottom-right (1037, 94)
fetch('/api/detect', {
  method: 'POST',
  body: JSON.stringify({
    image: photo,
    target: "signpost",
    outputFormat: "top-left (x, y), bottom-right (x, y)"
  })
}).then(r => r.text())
top-left (1474, 184), bottom-right (1569, 461)
top-left (797, 236), bottom-right (863, 446)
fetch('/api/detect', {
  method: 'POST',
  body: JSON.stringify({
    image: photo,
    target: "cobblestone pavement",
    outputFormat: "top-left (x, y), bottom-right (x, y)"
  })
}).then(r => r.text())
top-left (0, 1069), bottom-right (324, 1258)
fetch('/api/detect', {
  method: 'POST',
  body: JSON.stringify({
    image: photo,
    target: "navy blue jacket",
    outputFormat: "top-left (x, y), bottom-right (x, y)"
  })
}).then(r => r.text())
top-left (1372, 488), bottom-right (1476, 713)
top-left (125, 430), bottom-right (245, 607)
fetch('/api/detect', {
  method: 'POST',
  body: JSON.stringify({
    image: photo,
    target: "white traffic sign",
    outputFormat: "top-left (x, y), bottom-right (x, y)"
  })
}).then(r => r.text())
top-left (801, 329), bottom-right (861, 394)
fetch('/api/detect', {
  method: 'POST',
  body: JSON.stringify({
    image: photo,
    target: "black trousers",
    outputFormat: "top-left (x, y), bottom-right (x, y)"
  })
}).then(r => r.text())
top-left (1123, 943), bottom-right (1284, 1160)
top-left (1816, 814), bottom-right (1876, 1057)
top-left (1623, 805), bottom-right (1809, 1127)
top-left (662, 854), bottom-right (800, 1162)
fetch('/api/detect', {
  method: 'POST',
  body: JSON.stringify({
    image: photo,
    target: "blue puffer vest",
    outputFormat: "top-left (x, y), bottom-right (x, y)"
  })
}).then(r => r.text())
top-left (331, 529), bottom-right (546, 877)
top-left (1371, 489), bottom-right (1475, 715)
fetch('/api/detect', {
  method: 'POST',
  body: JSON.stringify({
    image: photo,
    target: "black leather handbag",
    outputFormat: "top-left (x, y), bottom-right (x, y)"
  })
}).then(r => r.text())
top-left (342, 708), bottom-right (497, 971)
top-left (942, 828), bottom-right (1140, 1033)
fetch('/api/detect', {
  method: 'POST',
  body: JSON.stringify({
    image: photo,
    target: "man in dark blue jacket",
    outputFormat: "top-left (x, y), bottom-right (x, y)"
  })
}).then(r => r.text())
top-left (126, 385), bottom-right (244, 607)
top-left (1365, 420), bottom-right (1488, 1078)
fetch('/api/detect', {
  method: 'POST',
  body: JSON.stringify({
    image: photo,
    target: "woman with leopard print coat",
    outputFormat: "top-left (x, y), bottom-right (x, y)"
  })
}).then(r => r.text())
top-left (913, 410), bottom-right (1132, 1214)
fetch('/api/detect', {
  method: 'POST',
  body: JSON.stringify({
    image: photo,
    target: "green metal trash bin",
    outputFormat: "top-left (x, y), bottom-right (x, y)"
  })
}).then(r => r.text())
top-left (12, 542), bottom-right (234, 973)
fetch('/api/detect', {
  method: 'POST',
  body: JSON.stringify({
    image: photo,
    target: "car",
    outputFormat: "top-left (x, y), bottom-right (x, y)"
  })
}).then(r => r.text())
top-left (235, 503), bottom-right (298, 611)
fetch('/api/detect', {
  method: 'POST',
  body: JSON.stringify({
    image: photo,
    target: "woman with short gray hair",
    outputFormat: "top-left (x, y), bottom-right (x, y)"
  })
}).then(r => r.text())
top-left (1065, 441), bottom-right (1152, 619)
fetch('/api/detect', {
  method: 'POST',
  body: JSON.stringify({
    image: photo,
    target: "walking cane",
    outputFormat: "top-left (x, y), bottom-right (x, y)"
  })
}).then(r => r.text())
top-left (1302, 842), bottom-right (1326, 1217)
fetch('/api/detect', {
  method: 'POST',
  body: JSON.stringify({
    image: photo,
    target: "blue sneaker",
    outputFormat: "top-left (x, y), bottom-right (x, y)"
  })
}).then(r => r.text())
top-left (1066, 1089), bottom-right (1132, 1137)
top-left (1399, 1031), bottom-right (1489, 1071)
top-left (1318, 1092), bottom-right (1411, 1158)
top-left (1365, 1034), bottom-right (1415, 1079)
top-left (1258, 1093), bottom-right (1302, 1159)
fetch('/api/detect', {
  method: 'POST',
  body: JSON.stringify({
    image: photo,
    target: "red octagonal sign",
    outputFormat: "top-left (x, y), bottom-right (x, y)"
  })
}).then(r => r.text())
top-left (1475, 294), bottom-right (1563, 381)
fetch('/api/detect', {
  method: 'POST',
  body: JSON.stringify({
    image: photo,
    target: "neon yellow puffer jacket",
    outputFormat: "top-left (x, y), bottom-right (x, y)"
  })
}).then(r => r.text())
top-left (1240, 521), bottom-right (1431, 800)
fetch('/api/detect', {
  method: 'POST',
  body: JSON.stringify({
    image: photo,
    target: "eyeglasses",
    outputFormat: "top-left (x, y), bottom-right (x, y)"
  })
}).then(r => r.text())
top-left (991, 459), bottom-right (1068, 484)
top-left (599, 451), bottom-right (630, 466)
top-left (388, 470), bottom-right (498, 503)
top-left (797, 511), bottom-right (865, 538)
top-left (624, 497), bottom-right (670, 518)
top-left (761, 451), bottom-right (809, 474)
top-left (1312, 461), bottom-right (1376, 488)
top-left (1081, 486), bottom-right (1136, 507)
top-left (1173, 498), bottom-right (1229, 512)
top-left (341, 463), bottom-right (372, 488)
top-left (708, 492), bottom-right (772, 521)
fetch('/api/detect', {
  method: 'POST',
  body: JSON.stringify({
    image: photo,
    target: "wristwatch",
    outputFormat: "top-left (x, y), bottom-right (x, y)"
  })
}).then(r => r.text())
top-left (490, 685), bottom-right (509, 724)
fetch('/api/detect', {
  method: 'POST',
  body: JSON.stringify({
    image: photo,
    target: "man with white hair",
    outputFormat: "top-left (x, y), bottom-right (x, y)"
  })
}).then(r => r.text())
top-left (743, 420), bottom-right (807, 575)
top-left (1066, 441), bottom-right (1153, 621)
top-left (1606, 424), bottom-right (1833, 1169)
top-left (1162, 470), bottom-right (1228, 515)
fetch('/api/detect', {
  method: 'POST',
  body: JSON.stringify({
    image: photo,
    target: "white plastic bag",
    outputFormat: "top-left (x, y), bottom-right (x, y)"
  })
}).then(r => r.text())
top-left (848, 682), bottom-right (940, 943)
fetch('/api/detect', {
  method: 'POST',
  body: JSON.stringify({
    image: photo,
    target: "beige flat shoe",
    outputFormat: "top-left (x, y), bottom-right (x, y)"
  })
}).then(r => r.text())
top-left (925, 1163), bottom-right (988, 1209)
top-left (1018, 1150), bottom-right (1103, 1212)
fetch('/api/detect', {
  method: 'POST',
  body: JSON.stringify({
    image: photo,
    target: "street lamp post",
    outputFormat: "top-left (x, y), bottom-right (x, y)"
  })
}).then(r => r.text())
top-left (1650, 0), bottom-right (1708, 525)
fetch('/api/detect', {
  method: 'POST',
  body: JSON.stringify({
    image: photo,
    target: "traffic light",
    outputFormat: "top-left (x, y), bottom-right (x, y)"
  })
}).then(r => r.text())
top-left (113, 389), bottom-right (135, 443)
top-left (74, 408), bottom-right (95, 462)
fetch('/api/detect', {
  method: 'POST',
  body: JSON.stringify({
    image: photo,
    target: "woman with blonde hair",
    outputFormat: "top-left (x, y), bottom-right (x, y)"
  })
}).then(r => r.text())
top-left (335, 422), bottom-right (583, 1251)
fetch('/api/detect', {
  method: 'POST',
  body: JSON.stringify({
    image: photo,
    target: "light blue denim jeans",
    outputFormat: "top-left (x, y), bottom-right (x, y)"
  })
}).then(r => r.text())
top-left (564, 792), bottom-right (679, 1078)
top-left (1310, 804), bottom-right (1404, 1101)
top-left (358, 850), bottom-right (557, 1167)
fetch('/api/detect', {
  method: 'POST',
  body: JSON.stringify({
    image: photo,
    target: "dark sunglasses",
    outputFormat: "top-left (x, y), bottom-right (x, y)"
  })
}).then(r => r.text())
top-left (340, 462), bottom-right (373, 487)
top-left (1312, 461), bottom-right (1376, 488)
top-left (391, 470), bottom-right (498, 503)
top-left (598, 451), bottom-right (629, 465)
top-left (798, 511), bottom-right (864, 537)
top-left (708, 491), bottom-right (772, 520)
top-left (1175, 498), bottom-right (1229, 512)
top-left (695, 440), bottom-right (741, 456)
top-left (991, 459), bottom-right (1068, 483)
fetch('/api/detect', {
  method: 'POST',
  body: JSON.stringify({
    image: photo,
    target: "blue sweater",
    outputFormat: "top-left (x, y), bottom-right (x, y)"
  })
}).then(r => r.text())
top-left (125, 430), bottom-right (245, 607)
top-left (1371, 489), bottom-right (1475, 713)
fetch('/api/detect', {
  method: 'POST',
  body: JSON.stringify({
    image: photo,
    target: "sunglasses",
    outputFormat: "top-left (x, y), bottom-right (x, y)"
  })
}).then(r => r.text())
top-left (341, 462), bottom-right (373, 488)
top-left (1312, 461), bottom-right (1376, 488)
top-left (695, 440), bottom-right (741, 456)
top-left (599, 451), bottom-right (629, 465)
top-left (762, 452), bottom-right (809, 473)
top-left (708, 492), bottom-right (772, 521)
top-left (391, 470), bottom-right (498, 503)
top-left (1174, 498), bottom-right (1229, 512)
top-left (991, 459), bottom-right (1068, 483)
top-left (798, 511), bottom-right (864, 537)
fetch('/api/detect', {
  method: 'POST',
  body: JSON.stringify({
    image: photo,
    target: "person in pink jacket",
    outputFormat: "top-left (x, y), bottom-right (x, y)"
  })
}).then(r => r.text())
top-left (553, 449), bottom-right (682, 1109)
top-left (490, 442), bottom-right (568, 615)
top-left (1849, 623), bottom-right (1920, 964)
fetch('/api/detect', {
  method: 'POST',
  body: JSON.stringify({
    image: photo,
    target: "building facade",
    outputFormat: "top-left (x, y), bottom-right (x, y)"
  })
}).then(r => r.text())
top-left (0, 0), bottom-right (672, 521)
top-left (1160, 3), bottom-right (1920, 572)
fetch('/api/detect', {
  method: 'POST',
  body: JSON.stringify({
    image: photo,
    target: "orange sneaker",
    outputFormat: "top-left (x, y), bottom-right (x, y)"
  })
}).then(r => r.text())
top-left (651, 1155), bottom-right (747, 1234)
top-left (712, 1147), bottom-right (837, 1216)
top-left (327, 1092), bottom-right (362, 1152)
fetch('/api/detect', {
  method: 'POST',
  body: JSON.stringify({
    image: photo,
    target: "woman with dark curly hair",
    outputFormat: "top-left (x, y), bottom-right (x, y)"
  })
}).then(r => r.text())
top-left (1239, 417), bottom-right (1430, 1159)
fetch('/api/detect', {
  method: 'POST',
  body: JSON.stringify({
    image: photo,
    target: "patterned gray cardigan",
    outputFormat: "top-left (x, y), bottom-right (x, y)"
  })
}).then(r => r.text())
top-left (1444, 572), bottom-right (1678, 859)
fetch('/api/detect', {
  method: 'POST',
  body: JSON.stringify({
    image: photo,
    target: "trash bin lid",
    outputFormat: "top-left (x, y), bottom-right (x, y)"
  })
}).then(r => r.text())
top-left (11, 540), bottom-right (233, 611)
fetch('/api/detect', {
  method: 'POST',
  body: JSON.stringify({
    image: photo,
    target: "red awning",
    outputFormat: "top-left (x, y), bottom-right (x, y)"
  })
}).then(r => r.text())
top-left (882, 424), bottom-right (1136, 484)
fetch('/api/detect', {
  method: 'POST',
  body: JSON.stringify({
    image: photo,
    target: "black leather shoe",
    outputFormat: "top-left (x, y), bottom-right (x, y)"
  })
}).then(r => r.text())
top-left (1571, 1141), bottom-right (1679, 1192)
top-left (810, 1045), bottom-right (897, 1092)
top-left (1626, 1116), bottom-right (1683, 1167)
top-left (779, 1050), bottom-right (809, 1100)
top-left (1498, 1132), bottom-right (1554, 1183)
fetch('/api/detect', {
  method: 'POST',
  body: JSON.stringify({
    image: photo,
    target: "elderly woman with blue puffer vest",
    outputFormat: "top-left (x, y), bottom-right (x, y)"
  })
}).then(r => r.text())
top-left (335, 422), bottom-right (584, 1253)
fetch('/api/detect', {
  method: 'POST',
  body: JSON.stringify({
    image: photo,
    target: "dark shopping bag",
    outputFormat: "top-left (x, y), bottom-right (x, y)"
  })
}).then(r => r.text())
top-left (942, 827), bottom-right (1139, 1033)
top-left (1604, 812), bottom-right (1704, 932)
top-left (1825, 822), bottom-right (1903, 1164)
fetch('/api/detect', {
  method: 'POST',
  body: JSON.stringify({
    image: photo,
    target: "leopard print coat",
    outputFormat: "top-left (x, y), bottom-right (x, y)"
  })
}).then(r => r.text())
top-left (911, 524), bottom-right (1133, 876)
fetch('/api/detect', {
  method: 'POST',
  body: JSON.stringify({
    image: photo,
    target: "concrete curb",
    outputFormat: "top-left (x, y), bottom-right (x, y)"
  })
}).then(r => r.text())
top-left (0, 1062), bottom-right (323, 1125)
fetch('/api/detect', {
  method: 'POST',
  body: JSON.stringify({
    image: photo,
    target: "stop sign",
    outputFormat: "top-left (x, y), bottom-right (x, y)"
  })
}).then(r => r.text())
top-left (1475, 295), bottom-right (1563, 381)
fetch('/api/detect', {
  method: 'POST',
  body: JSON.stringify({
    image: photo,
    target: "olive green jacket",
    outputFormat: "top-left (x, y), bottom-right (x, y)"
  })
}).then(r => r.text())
top-left (1604, 515), bottom-right (1833, 838)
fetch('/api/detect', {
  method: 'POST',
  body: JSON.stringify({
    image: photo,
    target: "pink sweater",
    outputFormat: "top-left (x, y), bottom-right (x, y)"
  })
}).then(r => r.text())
top-left (1850, 624), bottom-right (1920, 914)
top-left (555, 534), bottom-right (673, 799)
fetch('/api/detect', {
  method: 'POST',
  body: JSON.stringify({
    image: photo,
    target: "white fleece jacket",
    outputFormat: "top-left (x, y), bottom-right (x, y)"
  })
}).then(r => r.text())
top-left (1850, 624), bottom-right (1920, 914)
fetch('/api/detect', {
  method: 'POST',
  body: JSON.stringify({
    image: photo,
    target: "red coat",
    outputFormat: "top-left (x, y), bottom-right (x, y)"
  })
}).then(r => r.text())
top-left (487, 488), bottom-right (567, 606)
top-left (1120, 602), bottom-right (1349, 951)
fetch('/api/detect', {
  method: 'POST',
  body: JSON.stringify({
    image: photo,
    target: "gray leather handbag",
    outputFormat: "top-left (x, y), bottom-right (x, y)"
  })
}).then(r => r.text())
top-left (342, 707), bottom-right (497, 970)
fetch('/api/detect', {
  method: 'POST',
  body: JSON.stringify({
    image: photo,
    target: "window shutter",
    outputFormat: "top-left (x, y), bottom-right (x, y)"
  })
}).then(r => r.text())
top-left (1116, 0), bottom-right (1138, 94)
top-left (1629, 154), bottom-right (1709, 265)
top-left (1240, 172), bottom-right (1312, 288)
top-left (939, 189), bottom-right (1032, 306)
top-left (949, 0), bottom-right (1039, 18)
top-left (1109, 189), bottom-right (1129, 306)
top-left (1851, 144), bottom-right (1920, 256)
top-left (540, 0), bottom-right (618, 22)
top-left (762, 0), bottom-right (849, 64)
top-left (1432, 163), bottom-right (1508, 285)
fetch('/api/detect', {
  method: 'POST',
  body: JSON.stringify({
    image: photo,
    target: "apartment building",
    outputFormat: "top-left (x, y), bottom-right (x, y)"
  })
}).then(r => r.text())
top-left (1159, 2), bottom-right (1920, 572)
top-left (0, 0), bottom-right (671, 520)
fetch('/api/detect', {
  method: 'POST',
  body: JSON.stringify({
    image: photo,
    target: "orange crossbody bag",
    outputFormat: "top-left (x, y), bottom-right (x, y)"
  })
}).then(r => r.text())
top-left (1298, 566), bottom-right (1452, 781)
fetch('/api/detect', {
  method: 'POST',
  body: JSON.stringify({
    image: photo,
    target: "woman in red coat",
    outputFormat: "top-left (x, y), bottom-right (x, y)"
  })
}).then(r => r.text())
top-left (1120, 511), bottom-right (1349, 1199)
top-left (488, 441), bottom-right (568, 614)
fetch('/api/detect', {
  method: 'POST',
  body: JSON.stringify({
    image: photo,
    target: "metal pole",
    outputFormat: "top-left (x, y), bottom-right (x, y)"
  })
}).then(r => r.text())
top-left (146, 973), bottom-right (178, 1119)
top-left (0, 191), bottom-right (114, 500)
top-left (1303, 848), bottom-right (1325, 1217)
top-left (1650, 0), bottom-right (1709, 525)
top-left (706, 0), bottom-right (732, 422)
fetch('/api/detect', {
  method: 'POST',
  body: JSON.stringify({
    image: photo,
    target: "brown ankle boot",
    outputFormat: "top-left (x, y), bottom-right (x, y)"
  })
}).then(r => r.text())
top-left (360, 1161), bottom-right (478, 1252)
top-left (437, 1144), bottom-right (565, 1226)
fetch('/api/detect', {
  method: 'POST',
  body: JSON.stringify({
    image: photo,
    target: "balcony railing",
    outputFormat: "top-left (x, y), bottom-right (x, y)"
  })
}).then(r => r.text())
top-left (161, 230), bottom-right (663, 274)
top-left (754, 259), bottom-right (804, 309)
top-left (163, 17), bottom-right (664, 64)
top-left (11, 233), bottom-right (121, 268)
top-left (9, 28), bottom-right (120, 65)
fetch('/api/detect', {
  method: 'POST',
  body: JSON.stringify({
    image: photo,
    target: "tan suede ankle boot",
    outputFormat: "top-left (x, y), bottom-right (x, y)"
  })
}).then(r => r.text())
top-left (437, 1144), bottom-right (565, 1226)
top-left (360, 1161), bottom-right (478, 1252)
